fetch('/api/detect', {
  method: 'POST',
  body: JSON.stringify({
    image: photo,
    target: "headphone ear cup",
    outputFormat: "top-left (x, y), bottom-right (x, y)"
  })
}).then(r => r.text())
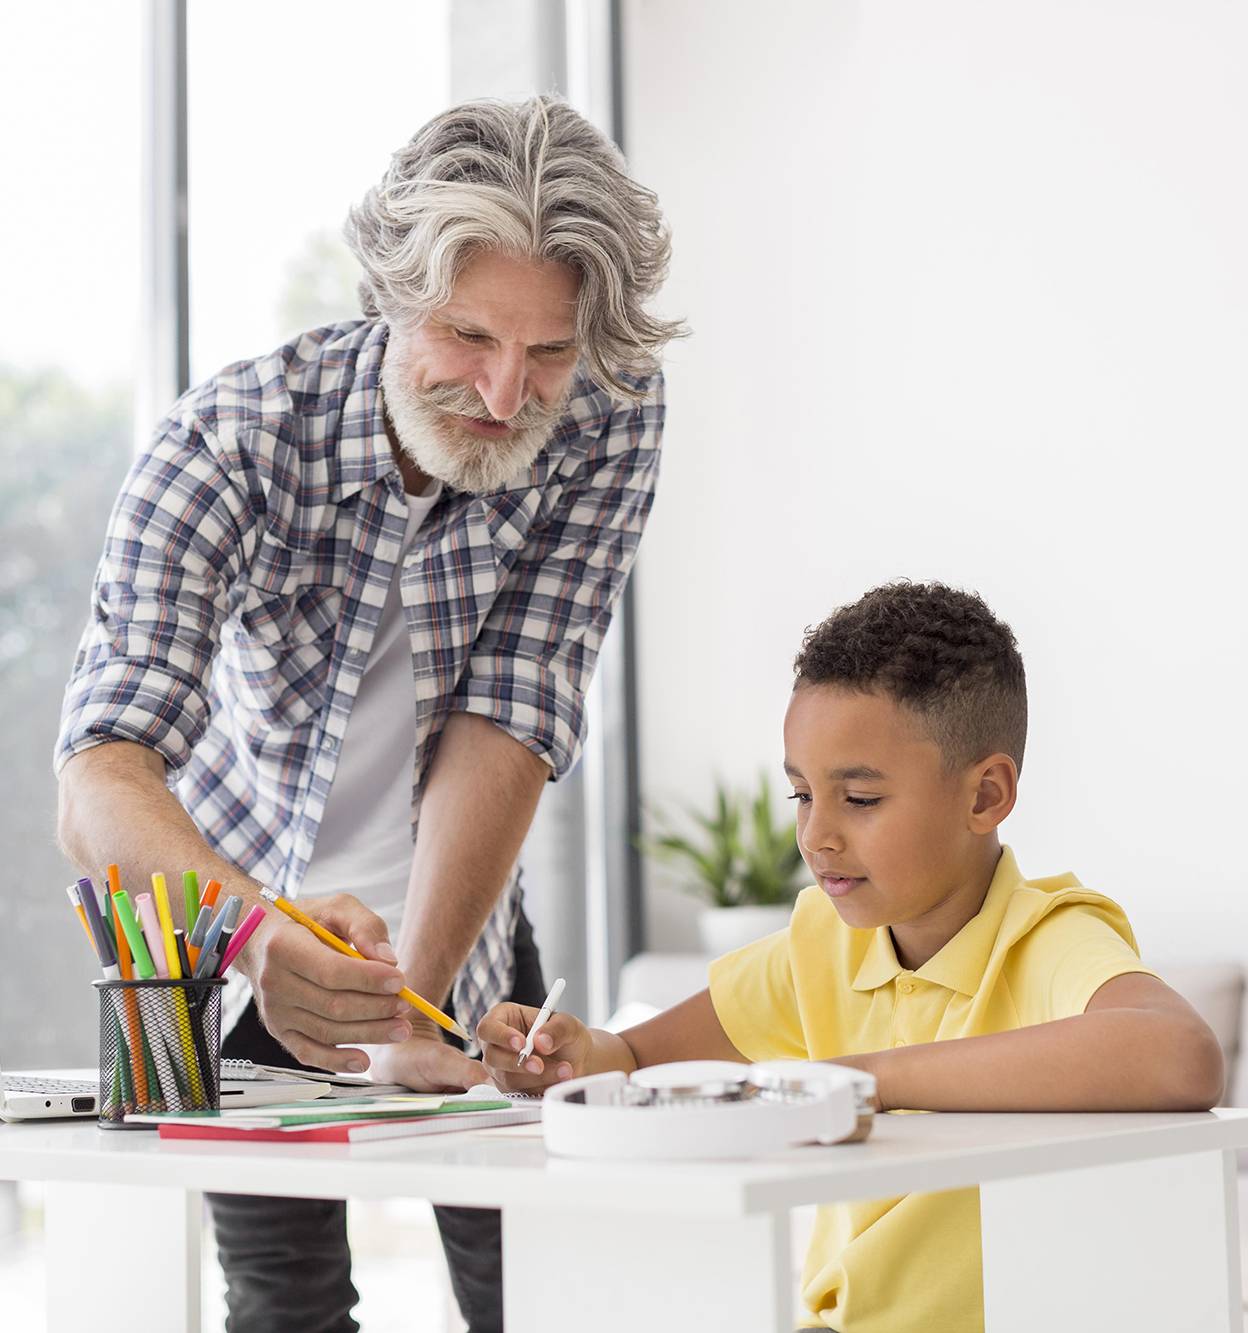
top-left (543, 1060), bottom-right (872, 1160)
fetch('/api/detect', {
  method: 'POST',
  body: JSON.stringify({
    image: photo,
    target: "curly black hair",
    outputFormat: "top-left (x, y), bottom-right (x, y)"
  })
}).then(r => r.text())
top-left (793, 581), bottom-right (1027, 771)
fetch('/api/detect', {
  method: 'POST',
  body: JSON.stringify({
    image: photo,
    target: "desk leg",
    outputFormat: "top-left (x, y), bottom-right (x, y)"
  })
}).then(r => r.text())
top-left (502, 1205), bottom-right (793, 1332)
top-left (44, 1181), bottom-right (201, 1333)
top-left (980, 1147), bottom-right (1241, 1333)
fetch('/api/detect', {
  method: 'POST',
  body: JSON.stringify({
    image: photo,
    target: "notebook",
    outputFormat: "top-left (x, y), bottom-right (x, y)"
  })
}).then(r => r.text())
top-left (133, 1095), bottom-right (543, 1143)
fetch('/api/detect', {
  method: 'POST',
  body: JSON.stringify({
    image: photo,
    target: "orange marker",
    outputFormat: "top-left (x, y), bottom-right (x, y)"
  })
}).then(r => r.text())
top-left (107, 865), bottom-right (133, 979)
top-left (105, 865), bottom-right (151, 1110)
top-left (200, 879), bottom-right (223, 912)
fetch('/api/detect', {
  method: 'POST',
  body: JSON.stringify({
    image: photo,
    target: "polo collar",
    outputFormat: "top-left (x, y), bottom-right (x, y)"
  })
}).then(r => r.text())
top-left (849, 847), bottom-right (1026, 997)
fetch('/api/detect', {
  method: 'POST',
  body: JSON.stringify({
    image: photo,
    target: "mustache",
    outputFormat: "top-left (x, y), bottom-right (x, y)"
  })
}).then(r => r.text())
top-left (417, 381), bottom-right (563, 430)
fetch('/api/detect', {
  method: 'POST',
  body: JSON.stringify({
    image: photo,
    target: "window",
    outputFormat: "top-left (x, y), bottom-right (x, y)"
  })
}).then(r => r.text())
top-left (0, 0), bottom-right (142, 1060)
top-left (186, 0), bottom-right (451, 379)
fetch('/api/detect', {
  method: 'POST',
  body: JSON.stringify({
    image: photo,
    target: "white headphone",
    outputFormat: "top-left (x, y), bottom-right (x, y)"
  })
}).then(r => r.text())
top-left (543, 1059), bottom-right (876, 1161)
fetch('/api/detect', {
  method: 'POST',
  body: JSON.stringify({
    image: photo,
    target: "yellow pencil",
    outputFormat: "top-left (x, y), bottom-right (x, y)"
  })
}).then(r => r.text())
top-left (259, 887), bottom-right (470, 1042)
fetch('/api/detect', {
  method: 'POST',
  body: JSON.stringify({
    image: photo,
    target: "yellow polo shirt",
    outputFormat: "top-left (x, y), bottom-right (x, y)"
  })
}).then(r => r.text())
top-left (708, 846), bottom-right (1156, 1333)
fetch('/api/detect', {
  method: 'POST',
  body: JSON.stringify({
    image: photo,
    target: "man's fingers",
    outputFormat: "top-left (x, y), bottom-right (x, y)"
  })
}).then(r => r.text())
top-left (266, 920), bottom-right (404, 994)
top-left (287, 1006), bottom-right (414, 1051)
top-left (275, 1034), bottom-right (372, 1076)
top-left (315, 893), bottom-right (397, 963)
top-left (279, 973), bottom-right (411, 1024)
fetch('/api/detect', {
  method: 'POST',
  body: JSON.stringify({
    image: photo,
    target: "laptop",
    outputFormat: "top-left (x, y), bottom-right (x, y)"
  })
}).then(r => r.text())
top-left (0, 1054), bottom-right (359, 1122)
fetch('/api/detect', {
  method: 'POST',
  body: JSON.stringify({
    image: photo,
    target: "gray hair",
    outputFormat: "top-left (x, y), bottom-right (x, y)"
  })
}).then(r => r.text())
top-left (343, 96), bottom-right (686, 401)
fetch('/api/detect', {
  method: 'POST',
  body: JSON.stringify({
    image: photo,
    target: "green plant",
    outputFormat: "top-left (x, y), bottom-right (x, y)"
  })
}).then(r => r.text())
top-left (642, 774), bottom-right (807, 908)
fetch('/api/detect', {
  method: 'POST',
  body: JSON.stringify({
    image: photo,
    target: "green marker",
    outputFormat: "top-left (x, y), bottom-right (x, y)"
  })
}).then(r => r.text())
top-left (182, 871), bottom-right (200, 930)
top-left (112, 890), bottom-right (156, 979)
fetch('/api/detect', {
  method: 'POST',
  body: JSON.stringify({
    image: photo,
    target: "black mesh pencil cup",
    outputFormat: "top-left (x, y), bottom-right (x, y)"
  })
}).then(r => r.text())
top-left (93, 977), bottom-right (225, 1128)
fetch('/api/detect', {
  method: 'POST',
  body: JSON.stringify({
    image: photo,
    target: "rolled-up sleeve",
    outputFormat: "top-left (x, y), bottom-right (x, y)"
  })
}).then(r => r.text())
top-left (454, 374), bottom-right (664, 778)
top-left (54, 416), bottom-right (254, 779)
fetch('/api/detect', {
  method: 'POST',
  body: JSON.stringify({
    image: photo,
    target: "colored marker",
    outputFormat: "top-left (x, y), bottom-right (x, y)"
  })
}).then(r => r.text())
top-left (186, 901), bottom-right (214, 969)
top-left (151, 873), bottom-right (181, 979)
top-left (259, 887), bottom-right (470, 1042)
top-left (112, 891), bottom-right (156, 979)
top-left (135, 893), bottom-right (169, 978)
top-left (107, 865), bottom-right (133, 980)
top-left (75, 877), bottom-right (116, 973)
top-left (195, 896), bottom-right (242, 978)
top-left (200, 879), bottom-right (223, 913)
top-left (218, 903), bottom-right (266, 976)
top-left (105, 868), bottom-right (150, 1108)
top-left (182, 871), bottom-right (200, 930)
top-left (196, 894), bottom-right (236, 960)
top-left (175, 928), bottom-right (192, 979)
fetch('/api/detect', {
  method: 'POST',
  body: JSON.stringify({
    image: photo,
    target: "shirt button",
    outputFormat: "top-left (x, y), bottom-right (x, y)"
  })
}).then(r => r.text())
top-left (321, 734), bottom-right (339, 753)
top-left (893, 1038), bottom-right (905, 1048)
top-left (346, 647), bottom-right (366, 665)
top-left (898, 980), bottom-right (915, 994)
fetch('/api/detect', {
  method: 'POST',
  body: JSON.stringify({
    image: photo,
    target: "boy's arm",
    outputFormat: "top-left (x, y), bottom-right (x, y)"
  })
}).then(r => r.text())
top-left (839, 973), bottom-right (1225, 1113)
top-left (615, 989), bottom-right (745, 1069)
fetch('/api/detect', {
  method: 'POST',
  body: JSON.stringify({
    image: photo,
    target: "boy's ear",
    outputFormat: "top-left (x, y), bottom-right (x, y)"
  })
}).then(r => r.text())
top-left (967, 754), bottom-right (1018, 833)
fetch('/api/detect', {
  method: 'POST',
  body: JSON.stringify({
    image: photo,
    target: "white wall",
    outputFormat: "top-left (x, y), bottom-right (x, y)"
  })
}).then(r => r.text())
top-left (623, 0), bottom-right (1248, 961)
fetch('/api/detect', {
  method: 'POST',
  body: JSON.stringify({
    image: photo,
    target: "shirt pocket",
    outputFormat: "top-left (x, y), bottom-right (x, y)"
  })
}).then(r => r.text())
top-left (223, 546), bottom-right (344, 727)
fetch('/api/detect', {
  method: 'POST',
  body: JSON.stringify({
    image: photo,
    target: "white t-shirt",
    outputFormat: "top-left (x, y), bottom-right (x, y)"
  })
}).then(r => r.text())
top-left (298, 481), bottom-right (442, 938)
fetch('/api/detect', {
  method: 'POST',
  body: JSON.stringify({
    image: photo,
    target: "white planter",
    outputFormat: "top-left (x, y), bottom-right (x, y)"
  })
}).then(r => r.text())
top-left (697, 905), bottom-right (793, 957)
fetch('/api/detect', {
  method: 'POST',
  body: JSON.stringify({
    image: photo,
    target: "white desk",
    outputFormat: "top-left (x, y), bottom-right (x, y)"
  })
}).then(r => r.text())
top-left (3, 1108), bottom-right (1246, 1333)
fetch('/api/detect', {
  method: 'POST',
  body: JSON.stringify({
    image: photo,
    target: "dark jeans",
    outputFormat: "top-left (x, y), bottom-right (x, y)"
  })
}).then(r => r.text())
top-left (207, 907), bottom-right (546, 1333)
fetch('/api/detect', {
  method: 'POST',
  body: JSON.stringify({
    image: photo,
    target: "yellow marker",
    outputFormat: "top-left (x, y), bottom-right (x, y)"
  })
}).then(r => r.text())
top-left (151, 873), bottom-right (181, 978)
top-left (153, 873), bottom-right (205, 1103)
top-left (260, 887), bottom-right (470, 1042)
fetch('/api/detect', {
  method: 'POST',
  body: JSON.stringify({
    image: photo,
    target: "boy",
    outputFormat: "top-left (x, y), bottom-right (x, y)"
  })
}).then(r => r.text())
top-left (478, 581), bottom-right (1223, 1333)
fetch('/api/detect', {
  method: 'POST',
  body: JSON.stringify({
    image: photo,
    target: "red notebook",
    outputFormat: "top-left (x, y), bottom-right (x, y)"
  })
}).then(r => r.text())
top-left (157, 1104), bottom-right (541, 1143)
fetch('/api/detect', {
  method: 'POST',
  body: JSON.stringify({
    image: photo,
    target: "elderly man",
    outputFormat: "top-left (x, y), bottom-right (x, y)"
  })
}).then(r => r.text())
top-left (55, 97), bottom-right (681, 1333)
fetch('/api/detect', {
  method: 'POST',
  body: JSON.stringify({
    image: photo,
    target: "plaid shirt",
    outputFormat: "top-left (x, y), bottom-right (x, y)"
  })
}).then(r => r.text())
top-left (56, 319), bottom-right (663, 1038)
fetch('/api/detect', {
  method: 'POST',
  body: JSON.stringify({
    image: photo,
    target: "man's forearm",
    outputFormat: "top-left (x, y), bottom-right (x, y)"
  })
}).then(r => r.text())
top-left (846, 1009), bottom-right (1223, 1113)
top-left (58, 741), bottom-right (265, 938)
top-left (394, 712), bottom-right (549, 1007)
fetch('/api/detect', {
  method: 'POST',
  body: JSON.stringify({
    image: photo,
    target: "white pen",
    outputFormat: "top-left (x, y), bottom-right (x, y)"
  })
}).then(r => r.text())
top-left (516, 977), bottom-right (567, 1068)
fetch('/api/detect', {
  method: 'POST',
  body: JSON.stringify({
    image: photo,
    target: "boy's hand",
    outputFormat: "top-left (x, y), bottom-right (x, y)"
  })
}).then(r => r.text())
top-left (477, 1002), bottom-right (592, 1092)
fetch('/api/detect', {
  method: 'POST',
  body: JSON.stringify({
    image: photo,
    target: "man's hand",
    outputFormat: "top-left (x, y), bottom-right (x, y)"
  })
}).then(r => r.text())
top-left (365, 1019), bottom-right (485, 1092)
top-left (477, 1002), bottom-right (592, 1092)
top-left (240, 892), bottom-right (414, 1074)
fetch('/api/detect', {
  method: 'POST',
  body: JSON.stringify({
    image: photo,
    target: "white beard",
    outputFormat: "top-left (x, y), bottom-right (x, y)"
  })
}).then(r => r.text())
top-left (380, 354), bottom-right (568, 495)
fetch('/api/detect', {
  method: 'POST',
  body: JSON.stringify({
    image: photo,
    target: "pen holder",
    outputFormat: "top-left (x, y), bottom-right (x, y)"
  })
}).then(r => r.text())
top-left (93, 978), bottom-right (225, 1128)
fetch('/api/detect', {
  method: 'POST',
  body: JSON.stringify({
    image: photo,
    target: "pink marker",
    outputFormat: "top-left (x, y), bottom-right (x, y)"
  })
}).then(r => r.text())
top-left (135, 892), bottom-right (170, 978)
top-left (218, 904), bottom-right (267, 976)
